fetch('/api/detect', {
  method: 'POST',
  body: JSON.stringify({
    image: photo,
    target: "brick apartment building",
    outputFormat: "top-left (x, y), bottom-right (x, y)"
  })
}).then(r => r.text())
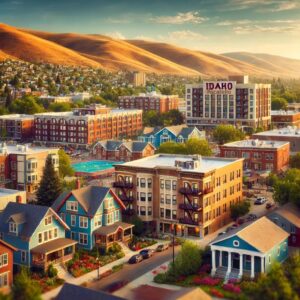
top-left (271, 110), bottom-right (300, 128)
top-left (220, 139), bottom-right (290, 173)
top-left (113, 154), bottom-right (243, 238)
top-left (252, 127), bottom-right (300, 153)
top-left (186, 75), bottom-right (271, 131)
top-left (0, 114), bottom-right (34, 141)
top-left (118, 92), bottom-right (179, 113)
top-left (0, 143), bottom-right (59, 192)
top-left (92, 140), bottom-right (156, 162)
top-left (34, 104), bottom-right (143, 148)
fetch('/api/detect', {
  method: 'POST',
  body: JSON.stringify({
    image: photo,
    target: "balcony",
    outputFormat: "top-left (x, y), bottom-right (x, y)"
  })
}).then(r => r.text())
top-left (179, 217), bottom-right (199, 226)
top-left (113, 181), bottom-right (134, 189)
top-left (203, 187), bottom-right (214, 194)
top-left (119, 195), bottom-right (135, 202)
top-left (179, 203), bottom-right (202, 211)
top-left (179, 187), bottom-right (202, 196)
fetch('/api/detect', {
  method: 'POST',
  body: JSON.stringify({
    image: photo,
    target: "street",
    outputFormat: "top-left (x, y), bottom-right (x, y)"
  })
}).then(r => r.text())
top-left (87, 246), bottom-right (180, 293)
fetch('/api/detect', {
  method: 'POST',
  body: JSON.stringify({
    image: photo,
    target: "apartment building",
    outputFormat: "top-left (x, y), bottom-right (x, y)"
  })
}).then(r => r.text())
top-left (271, 110), bottom-right (300, 128)
top-left (0, 143), bottom-right (59, 192)
top-left (252, 127), bottom-right (300, 153)
top-left (186, 75), bottom-right (271, 131)
top-left (113, 154), bottom-right (243, 238)
top-left (220, 139), bottom-right (290, 173)
top-left (119, 91), bottom-right (179, 113)
top-left (34, 104), bottom-right (143, 147)
top-left (0, 114), bottom-right (34, 141)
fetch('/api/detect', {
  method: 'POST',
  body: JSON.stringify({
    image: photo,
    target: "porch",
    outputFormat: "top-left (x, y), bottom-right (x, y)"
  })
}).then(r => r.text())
top-left (211, 246), bottom-right (265, 280)
top-left (31, 238), bottom-right (77, 270)
top-left (93, 221), bottom-right (134, 248)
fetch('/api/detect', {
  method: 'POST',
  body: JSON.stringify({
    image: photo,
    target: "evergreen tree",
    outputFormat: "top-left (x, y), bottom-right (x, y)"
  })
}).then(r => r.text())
top-left (36, 156), bottom-right (62, 206)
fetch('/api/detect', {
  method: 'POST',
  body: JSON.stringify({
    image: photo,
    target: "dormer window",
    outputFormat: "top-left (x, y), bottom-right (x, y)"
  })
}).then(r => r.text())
top-left (45, 216), bottom-right (52, 225)
top-left (66, 201), bottom-right (78, 212)
top-left (9, 222), bottom-right (17, 233)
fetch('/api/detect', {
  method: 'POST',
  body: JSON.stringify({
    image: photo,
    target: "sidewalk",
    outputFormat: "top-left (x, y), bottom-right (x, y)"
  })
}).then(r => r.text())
top-left (42, 240), bottom-right (169, 300)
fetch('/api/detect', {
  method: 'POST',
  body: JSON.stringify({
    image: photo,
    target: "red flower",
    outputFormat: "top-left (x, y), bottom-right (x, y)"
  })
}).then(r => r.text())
top-left (210, 288), bottom-right (224, 298)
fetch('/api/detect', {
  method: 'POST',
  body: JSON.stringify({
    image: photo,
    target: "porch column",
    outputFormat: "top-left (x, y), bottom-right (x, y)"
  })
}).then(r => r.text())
top-left (219, 250), bottom-right (222, 267)
top-left (261, 257), bottom-right (265, 273)
top-left (251, 255), bottom-right (255, 278)
top-left (227, 251), bottom-right (232, 275)
top-left (211, 249), bottom-right (216, 276)
top-left (239, 253), bottom-right (243, 277)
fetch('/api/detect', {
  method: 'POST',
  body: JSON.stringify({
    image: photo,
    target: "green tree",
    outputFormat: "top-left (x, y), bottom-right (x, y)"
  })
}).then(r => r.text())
top-left (36, 156), bottom-right (62, 206)
top-left (185, 138), bottom-right (212, 156)
top-left (162, 109), bottom-right (184, 126)
top-left (230, 200), bottom-right (251, 221)
top-left (290, 153), bottom-right (300, 169)
top-left (213, 125), bottom-right (245, 145)
top-left (169, 241), bottom-right (202, 277)
top-left (285, 254), bottom-right (300, 295)
top-left (49, 102), bottom-right (72, 112)
top-left (9, 96), bottom-right (43, 114)
top-left (271, 97), bottom-right (288, 110)
top-left (158, 141), bottom-right (187, 154)
top-left (58, 149), bottom-right (74, 178)
top-left (12, 268), bottom-right (42, 300)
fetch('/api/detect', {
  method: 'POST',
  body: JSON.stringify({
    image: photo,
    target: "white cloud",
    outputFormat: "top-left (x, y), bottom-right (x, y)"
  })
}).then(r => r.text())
top-left (162, 30), bottom-right (207, 41)
top-left (272, 1), bottom-right (298, 11)
top-left (234, 24), bottom-right (300, 34)
top-left (150, 11), bottom-right (208, 25)
top-left (134, 35), bottom-right (156, 41)
top-left (106, 31), bottom-right (126, 39)
top-left (216, 19), bottom-right (252, 26)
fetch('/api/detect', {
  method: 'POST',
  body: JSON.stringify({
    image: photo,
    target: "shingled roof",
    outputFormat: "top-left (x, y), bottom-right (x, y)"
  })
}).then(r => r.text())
top-left (272, 202), bottom-right (300, 228)
top-left (93, 140), bottom-right (153, 153)
top-left (211, 217), bottom-right (289, 253)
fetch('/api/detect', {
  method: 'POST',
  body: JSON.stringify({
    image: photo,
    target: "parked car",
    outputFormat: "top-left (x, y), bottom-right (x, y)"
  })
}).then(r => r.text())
top-left (254, 197), bottom-right (267, 205)
top-left (246, 213), bottom-right (258, 221)
top-left (218, 231), bottom-right (226, 236)
top-left (266, 202), bottom-right (275, 209)
top-left (237, 217), bottom-right (246, 225)
top-left (156, 244), bottom-right (169, 252)
top-left (139, 249), bottom-right (155, 259)
top-left (128, 254), bottom-right (143, 264)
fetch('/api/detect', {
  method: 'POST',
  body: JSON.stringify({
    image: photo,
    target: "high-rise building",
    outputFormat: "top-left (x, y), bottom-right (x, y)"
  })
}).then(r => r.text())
top-left (118, 91), bottom-right (179, 113)
top-left (185, 75), bottom-right (271, 131)
top-left (113, 154), bottom-right (243, 238)
top-left (34, 104), bottom-right (143, 147)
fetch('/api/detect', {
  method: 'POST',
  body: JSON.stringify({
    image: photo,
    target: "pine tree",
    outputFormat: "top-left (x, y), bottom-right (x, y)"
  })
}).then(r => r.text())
top-left (36, 156), bottom-right (62, 206)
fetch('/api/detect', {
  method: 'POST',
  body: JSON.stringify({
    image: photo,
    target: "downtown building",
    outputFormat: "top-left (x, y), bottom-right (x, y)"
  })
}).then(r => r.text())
top-left (113, 154), bottom-right (243, 238)
top-left (185, 75), bottom-right (271, 131)
top-left (118, 91), bottom-right (179, 113)
top-left (34, 104), bottom-right (143, 148)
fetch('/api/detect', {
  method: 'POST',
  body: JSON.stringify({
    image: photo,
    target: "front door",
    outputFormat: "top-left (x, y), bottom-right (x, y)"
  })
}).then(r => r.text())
top-left (232, 253), bottom-right (240, 269)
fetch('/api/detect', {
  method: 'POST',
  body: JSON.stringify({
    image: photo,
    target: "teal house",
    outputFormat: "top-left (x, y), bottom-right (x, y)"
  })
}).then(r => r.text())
top-left (0, 202), bottom-right (76, 270)
top-left (138, 125), bottom-right (205, 148)
top-left (210, 217), bottom-right (289, 280)
top-left (52, 185), bottom-right (134, 250)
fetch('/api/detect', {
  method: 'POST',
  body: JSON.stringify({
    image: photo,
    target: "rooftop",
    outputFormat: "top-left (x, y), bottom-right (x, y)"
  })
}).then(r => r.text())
top-left (271, 110), bottom-right (300, 116)
top-left (0, 143), bottom-right (58, 155)
top-left (253, 126), bottom-right (300, 138)
top-left (222, 139), bottom-right (289, 149)
top-left (120, 154), bottom-right (242, 174)
top-left (272, 203), bottom-right (300, 227)
top-left (0, 188), bottom-right (24, 197)
top-left (0, 114), bottom-right (34, 120)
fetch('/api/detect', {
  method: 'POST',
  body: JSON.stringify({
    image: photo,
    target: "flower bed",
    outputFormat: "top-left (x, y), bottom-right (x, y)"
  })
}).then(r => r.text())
top-left (31, 272), bottom-right (64, 293)
top-left (128, 237), bottom-right (157, 251)
top-left (67, 243), bottom-right (125, 278)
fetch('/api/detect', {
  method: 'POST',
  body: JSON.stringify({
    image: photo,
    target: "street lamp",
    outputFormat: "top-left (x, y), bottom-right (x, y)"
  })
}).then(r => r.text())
top-left (96, 248), bottom-right (100, 280)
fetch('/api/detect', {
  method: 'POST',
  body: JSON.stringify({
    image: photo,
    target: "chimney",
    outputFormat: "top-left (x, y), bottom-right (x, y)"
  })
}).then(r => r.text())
top-left (76, 178), bottom-right (81, 189)
top-left (16, 195), bottom-right (22, 203)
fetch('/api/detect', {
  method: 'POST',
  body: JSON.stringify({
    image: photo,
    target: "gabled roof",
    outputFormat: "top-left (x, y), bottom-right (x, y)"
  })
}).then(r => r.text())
top-left (0, 240), bottom-right (17, 251)
top-left (93, 140), bottom-right (154, 152)
top-left (52, 186), bottom-right (125, 217)
top-left (273, 202), bottom-right (300, 227)
top-left (141, 125), bottom-right (200, 139)
top-left (0, 202), bottom-right (69, 239)
top-left (178, 127), bottom-right (196, 138)
top-left (56, 283), bottom-right (125, 300)
top-left (211, 217), bottom-right (289, 253)
top-left (122, 141), bottom-right (155, 152)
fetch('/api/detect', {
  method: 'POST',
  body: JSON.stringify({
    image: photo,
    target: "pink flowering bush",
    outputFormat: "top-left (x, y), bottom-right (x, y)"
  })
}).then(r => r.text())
top-left (199, 264), bottom-right (211, 273)
top-left (210, 288), bottom-right (224, 298)
top-left (228, 278), bottom-right (238, 284)
top-left (198, 276), bottom-right (220, 286)
top-left (223, 283), bottom-right (242, 294)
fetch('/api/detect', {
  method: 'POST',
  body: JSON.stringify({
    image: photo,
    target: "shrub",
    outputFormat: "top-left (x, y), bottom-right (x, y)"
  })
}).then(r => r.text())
top-left (193, 276), bottom-right (203, 285)
top-left (47, 264), bottom-right (58, 278)
top-left (223, 283), bottom-right (241, 294)
top-left (154, 273), bottom-right (169, 284)
top-left (73, 252), bottom-right (80, 261)
top-left (199, 264), bottom-right (211, 273)
top-left (112, 264), bottom-right (124, 273)
top-left (210, 288), bottom-right (224, 298)
top-left (198, 276), bottom-right (220, 286)
top-left (108, 242), bottom-right (122, 254)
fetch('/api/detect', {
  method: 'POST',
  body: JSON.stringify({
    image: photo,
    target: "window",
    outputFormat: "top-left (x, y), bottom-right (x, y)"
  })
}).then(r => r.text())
top-left (66, 201), bottom-right (78, 212)
top-left (160, 179), bottom-right (164, 189)
top-left (44, 231), bottom-right (48, 242)
top-left (147, 178), bottom-right (152, 188)
top-left (44, 216), bottom-right (52, 225)
top-left (140, 178), bottom-right (146, 188)
top-left (165, 180), bottom-right (171, 190)
top-left (54, 228), bottom-right (58, 238)
top-left (160, 208), bottom-right (164, 218)
top-left (95, 215), bottom-right (102, 227)
top-left (0, 254), bottom-right (8, 267)
top-left (21, 251), bottom-right (26, 263)
top-left (233, 240), bottom-right (240, 247)
top-left (172, 181), bottom-right (177, 191)
top-left (140, 206), bottom-right (146, 216)
top-left (107, 213), bottom-right (113, 225)
top-left (172, 210), bottom-right (177, 220)
top-left (9, 222), bottom-right (16, 233)
top-left (38, 233), bottom-right (42, 244)
top-left (140, 192), bottom-right (146, 201)
top-left (71, 215), bottom-right (76, 227)
top-left (79, 217), bottom-right (88, 228)
top-left (268, 255), bottom-right (271, 264)
top-left (60, 213), bottom-right (66, 222)
top-left (148, 193), bottom-right (152, 202)
top-left (148, 207), bottom-right (152, 216)
top-left (277, 247), bottom-right (280, 256)
top-left (0, 273), bottom-right (8, 287)
top-left (172, 195), bottom-right (177, 205)
top-left (79, 233), bottom-right (88, 245)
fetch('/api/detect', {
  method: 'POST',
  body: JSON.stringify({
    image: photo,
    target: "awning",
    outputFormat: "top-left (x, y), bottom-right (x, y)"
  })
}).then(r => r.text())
top-left (93, 221), bottom-right (134, 236)
top-left (31, 238), bottom-right (77, 255)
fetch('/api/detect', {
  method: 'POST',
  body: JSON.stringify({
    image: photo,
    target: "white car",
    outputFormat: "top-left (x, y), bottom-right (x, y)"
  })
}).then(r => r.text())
top-left (254, 197), bottom-right (267, 205)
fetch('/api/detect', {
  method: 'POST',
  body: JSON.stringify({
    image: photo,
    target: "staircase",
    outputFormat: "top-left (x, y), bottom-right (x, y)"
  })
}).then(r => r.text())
top-left (213, 266), bottom-right (227, 279)
top-left (227, 268), bottom-right (240, 281)
top-left (118, 241), bottom-right (133, 256)
top-left (55, 263), bottom-right (74, 280)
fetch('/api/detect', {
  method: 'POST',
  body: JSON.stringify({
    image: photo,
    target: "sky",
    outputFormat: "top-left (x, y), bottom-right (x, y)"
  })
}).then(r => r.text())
top-left (1, 0), bottom-right (300, 59)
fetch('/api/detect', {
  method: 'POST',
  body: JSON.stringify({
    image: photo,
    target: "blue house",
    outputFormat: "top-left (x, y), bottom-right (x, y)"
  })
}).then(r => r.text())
top-left (138, 125), bottom-right (205, 148)
top-left (210, 217), bottom-right (289, 280)
top-left (52, 185), bottom-right (134, 250)
top-left (0, 202), bottom-right (76, 270)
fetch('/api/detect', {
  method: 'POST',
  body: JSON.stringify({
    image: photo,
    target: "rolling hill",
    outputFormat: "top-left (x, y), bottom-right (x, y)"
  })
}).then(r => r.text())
top-left (0, 23), bottom-right (300, 78)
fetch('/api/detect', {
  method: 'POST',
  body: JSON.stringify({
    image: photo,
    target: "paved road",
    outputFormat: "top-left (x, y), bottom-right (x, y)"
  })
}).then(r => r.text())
top-left (87, 246), bottom-right (180, 292)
